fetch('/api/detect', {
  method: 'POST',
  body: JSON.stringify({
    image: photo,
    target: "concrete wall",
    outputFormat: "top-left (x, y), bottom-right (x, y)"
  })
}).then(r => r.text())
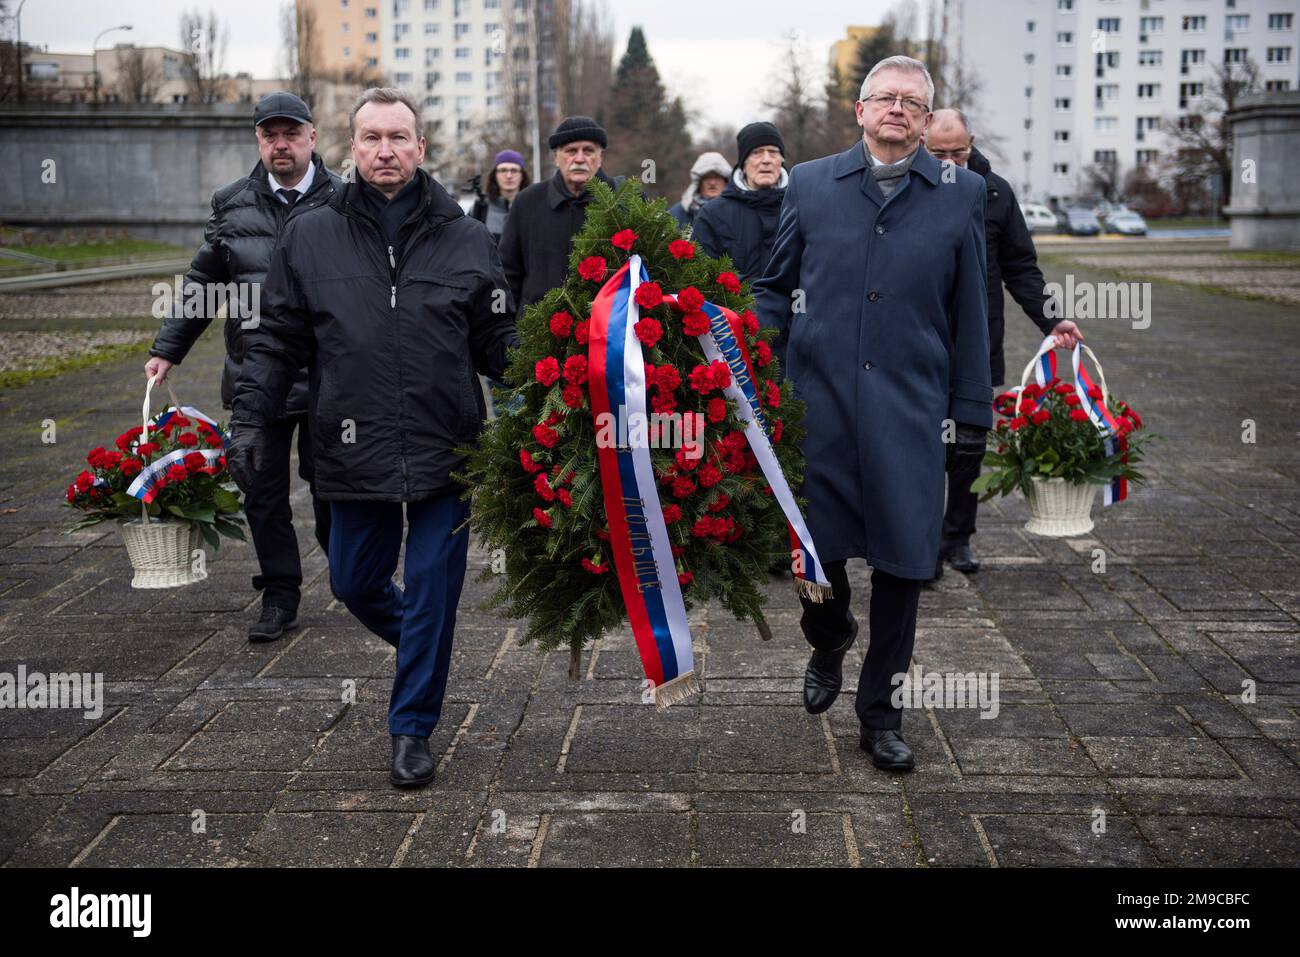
top-left (0, 105), bottom-right (260, 247)
top-left (1226, 92), bottom-right (1300, 250)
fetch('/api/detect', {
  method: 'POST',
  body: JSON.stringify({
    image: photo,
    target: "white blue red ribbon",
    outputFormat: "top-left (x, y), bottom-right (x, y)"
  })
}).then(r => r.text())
top-left (127, 448), bottom-right (224, 503)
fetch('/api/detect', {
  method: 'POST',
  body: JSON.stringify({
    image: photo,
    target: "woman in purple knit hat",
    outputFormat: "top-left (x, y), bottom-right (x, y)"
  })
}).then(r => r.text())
top-left (471, 149), bottom-right (530, 242)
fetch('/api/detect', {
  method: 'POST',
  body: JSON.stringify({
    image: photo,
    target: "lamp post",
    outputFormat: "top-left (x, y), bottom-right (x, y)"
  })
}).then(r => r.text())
top-left (14, 0), bottom-right (28, 104)
top-left (92, 24), bottom-right (133, 105)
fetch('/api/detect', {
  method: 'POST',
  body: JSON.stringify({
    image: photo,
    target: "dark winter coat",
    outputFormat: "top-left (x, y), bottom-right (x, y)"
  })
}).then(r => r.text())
top-left (691, 173), bottom-right (787, 283)
top-left (753, 143), bottom-right (991, 579)
top-left (966, 147), bottom-right (1057, 385)
top-left (148, 154), bottom-right (341, 418)
top-left (231, 168), bottom-right (517, 502)
top-left (498, 168), bottom-right (619, 313)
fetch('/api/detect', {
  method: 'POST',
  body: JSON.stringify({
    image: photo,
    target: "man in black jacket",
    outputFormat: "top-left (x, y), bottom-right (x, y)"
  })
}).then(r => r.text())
top-left (693, 121), bottom-right (788, 283)
top-left (145, 91), bottom-right (340, 642)
top-left (227, 88), bottom-right (516, 789)
top-left (498, 115), bottom-right (619, 314)
top-left (925, 109), bottom-right (1084, 578)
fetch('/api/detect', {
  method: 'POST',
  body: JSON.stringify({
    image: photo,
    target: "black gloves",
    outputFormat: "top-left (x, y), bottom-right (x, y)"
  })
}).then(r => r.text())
top-left (225, 423), bottom-right (266, 493)
top-left (946, 422), bottom-right (988, 473)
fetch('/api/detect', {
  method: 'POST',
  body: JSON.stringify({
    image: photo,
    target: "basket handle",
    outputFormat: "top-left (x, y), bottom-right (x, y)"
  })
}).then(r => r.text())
top-left (1014, 336), bottom-right (1056, 417)
top-left (140, 374), bottom-right (184, 524)
top-left (1071, 342), bottom-right (1110, 409)
top-left (1014, 338), bottom-right (1110, 416)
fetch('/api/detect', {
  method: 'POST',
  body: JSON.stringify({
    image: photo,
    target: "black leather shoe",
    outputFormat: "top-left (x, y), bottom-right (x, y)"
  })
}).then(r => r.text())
top-left (248, 604), bottom-right (299, 643)
top-left (802, 618), bottom-right (858, 714)
top-left (859, 726), bottom-right (915, 771)
top-left (944, 543), bottom-right (981, 573)
top-left (390, 734), bottom-right (436, 788)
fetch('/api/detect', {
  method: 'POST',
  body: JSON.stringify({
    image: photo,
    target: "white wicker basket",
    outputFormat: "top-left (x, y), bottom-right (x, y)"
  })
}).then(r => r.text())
top-left (1023, 477), bottom-right (1099, 537)
top-left (118, 374), bottom-right (209, 588)
top-left (120, 518), bottom-right (207, 588)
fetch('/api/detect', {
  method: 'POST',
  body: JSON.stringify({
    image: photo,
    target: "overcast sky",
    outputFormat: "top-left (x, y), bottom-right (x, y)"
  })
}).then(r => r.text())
top-left (17, 0), bottom-right (905, 131)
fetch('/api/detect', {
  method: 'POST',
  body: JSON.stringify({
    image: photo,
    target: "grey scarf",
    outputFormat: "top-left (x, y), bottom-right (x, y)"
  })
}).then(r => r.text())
top-left (866, 143), bottom-right (918, 199)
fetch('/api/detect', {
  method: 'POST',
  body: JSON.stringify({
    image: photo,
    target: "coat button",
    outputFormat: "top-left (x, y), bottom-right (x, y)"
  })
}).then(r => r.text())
top-left (867, 290), bottom-right (880, 301)
top-left (874, 224), bottom-right (886, 235)
top-left (863, 360), bottom-right (873, 371)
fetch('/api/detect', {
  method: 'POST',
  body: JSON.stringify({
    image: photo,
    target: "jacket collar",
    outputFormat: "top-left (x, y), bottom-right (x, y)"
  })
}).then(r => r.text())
top-left (547, 168), bottom-right (616, 209)
top-left (336, 166), bottom-right (465, 228)
top-left (249, 152), bottom-right (335, 200)
top-left (832, 140), bottom-right (941, 206)
top-left (967, 146), bottom-right (992, 177)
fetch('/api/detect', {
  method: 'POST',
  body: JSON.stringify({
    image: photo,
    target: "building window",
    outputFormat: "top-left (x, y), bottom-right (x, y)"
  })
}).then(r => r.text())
top-left (457, 118), bottom-right (472, 134)
top-left (425, 23), bottom-right (439, 34)
top-left (1096, 83), bottom-right (1119, 101)
top-left (395, 47), bottom-right (411, 59)
top-left (1025, 52), bottom-right (1035, 64)
top-left (1225, 15), bottom-right (1250, 34)
top-left (455, 23), bottom-right (471, 38)
top-left (393, 0), bottom-right (410, 12)
top-left (455, 95), bottom-right (471, 110)
top-left (1182, 16), bottom-right (1206, 33)
top-left (1098, 50), bottom-right (1119, 69)
top-left (424, 0), bottom-right (439, 9)
top-left (1056, 63), bottom-right (1072, 76)
top-left (1053, 163), bottom-right (1070, 176)
top-left (366, 31), bottom-right (377, 42)
top-left (1094, 116), bottom-right (1118, 132)
top-left (394, 23), bottom-right (410, 40)
top-left (1057, 31), bottom-right (1073, 45)
top-left (1027, 20), bottom-right (1035, 33)
top-left (425, 48), bottom-right (440, 64)
top-left (1136, 83), bottom-right (1159, 99)
top-left (485, 0), bottom-right (501, 7)
top-left (342, 22), bottom-right (350, 33)
top-left (1138, 50), bottom-right (1162, 67)
top-left (342, 0), bottom-right (349, 7)
top-left (1269, 14), bottom-right (1294, 31)
top-left (1139, 17), bottom-right (1163, 34)
top-left (1093, 150), bottom-right (1117, 166)
top-left (394, 72), bottom-right (413, 84)
top-left (1057, 0), bottom-right (1073, 10)
top-left (367, 56), bottom-right (378, 67)
top-left (455, 71), bottom-right (472, 83)
top-left (1223, 48), bottom-right (1247, 64)
top-left (1054, 97), bottom-right (1071, 111)
top-left (1054, 129), bottom-right (1070, 142)
top-left (1096, 18), bottom-right (1119, 33)
top-left (342, 46), bottom-right (350, 57)
top-left (423, 95), bottom-right (440, 107)
top-left (1267, 47), bottom-right (1292, 63)
top-left (365, 6), bottom-right (377, 17)
top-left (1181, 49), bottom-right (1205, 68)
top-left (1179, 82), bottom-right (1204, 108)
top-left (1266, 79), bottom-right (1292, 91)
top-left (1135, 150), bottom-right (1159, 166)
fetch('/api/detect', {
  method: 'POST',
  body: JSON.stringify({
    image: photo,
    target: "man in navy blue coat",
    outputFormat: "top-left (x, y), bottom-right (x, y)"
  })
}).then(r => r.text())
top-left (754, 56), bottom-right (992, 772)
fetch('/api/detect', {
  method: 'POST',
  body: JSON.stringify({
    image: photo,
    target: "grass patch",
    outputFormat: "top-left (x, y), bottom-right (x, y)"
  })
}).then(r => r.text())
top-left (1228, 250), bottom-right (1300, 267)
top-left (2, 240), bottom-right (186, 263)
top-left (0, 340), bottom-right (151, 390)
top-left (1147, 217), bottom-right (1228, 229)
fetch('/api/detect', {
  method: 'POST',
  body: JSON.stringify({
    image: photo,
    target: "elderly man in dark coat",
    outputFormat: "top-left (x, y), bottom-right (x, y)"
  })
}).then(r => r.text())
top-left (693, 122), bottom-right (788, 283)
top-left (755, 56), bottom-right (992, 772)
top-left (924, 108), bottom-right (1084, 580)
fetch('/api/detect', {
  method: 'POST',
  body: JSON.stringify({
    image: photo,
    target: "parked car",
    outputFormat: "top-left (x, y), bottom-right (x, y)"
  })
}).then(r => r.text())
top-left (1103, 208), bottom-right (1148, 235)
top-left (1060, 207), bottom-right (1102, 236)
top-left (1020, 203), bottom-right (1060, 233)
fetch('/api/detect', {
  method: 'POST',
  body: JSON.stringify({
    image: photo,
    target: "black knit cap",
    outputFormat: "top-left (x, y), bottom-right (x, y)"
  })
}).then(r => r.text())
top-left (736, 121), bottom-right (785, 166)
top-left (548, 115), bottom-right (608, 149)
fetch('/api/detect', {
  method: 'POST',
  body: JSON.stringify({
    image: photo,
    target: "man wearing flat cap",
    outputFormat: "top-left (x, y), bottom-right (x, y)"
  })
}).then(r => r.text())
top-left (146, 91), bottom-right (342, 643)
top-left (499, 115), bottom-right (621, 314)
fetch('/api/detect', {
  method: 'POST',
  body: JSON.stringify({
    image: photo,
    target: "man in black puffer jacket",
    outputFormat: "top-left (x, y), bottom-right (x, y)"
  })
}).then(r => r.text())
top-left (228, 88), bottom-right (517, 789)
top-left (146, 92), bottom-right (341, 643)
top-left (692, 121), bottom-right (789, 284)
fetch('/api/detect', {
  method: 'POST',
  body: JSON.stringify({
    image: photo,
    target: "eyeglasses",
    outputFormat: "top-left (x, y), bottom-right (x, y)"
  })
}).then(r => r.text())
top-left (861, 92), bottom-right (930, 115)
top-left (496, 166), bottom-right (523, 175)
top-left (928, 147), bottom-right (971, 161)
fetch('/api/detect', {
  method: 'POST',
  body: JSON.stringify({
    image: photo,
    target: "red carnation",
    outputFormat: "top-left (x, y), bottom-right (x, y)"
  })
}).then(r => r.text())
top-left (707, 397), bottom-right (727, 423)
top-left (166, 463), bottom-right (188, 482)
top-left (717, 271), bottom-right (741, 294)
top-left (532, 424), bottom-right (559, 448)
top-left (1031, 409), bottom-right (1051, 425)
top-left (532, 507), bottom-right (553, 529)
top-left (754, 340), bottom-right (773, 366)
top-left (1064, 393), bottom-right (1082, 407)
top-left (578, 256), bottom-right (607, 282)
top-left (1009, 416), bottom-right (1029, 431)
top-left (206, 433), bottom-right (224, 448)
top-left (671, 475), bottom-right (695, 499)
top-left (634, 317), bottom-right (663, 349)
top-left (1019, 398), bottom-right (1038, 415)
top-left (86, 446), bottom-right (107, 466)
top-left (771, 419), bottom-right (784, 444)
top-left (662, 504), bottom-right (683, 524)
top-left (184, 452), bottom-right (207, 472)
top-left (563, 354), bottom-right (588, 385)
top-left (688, 364), bottom-right (716, 394)
top-left (561, 384), bottom-right (584, 409)
top-left (550, 311), bottom-right (574, 337)
top-left (120, 458), bottom-right (143, 477)
top-left (66, 484), bottom-right (77, 503)
top-left (677, 286), bottom-right (705, 312)
top-left (520, 448), bottom-right (544, 473)
top-left (556, 488), bottom-right (573, 508)
top-left (534, 472), bottom-right (555, 501)
top-left (710, 361), bottom-right (731, 390)
top-left (1069, 408), bottom-right (1090, 422)
top-left (100, 451), bottom-right (122, 468)
top-left (1053, 382), bottom-right (1074, 395)
top-left (75, 470), bottom-right (94, 492)
top-left (682, 311), bottom-right (710, 337)
top-left (581, 557), bottom-right (608, 575)
top-left (698, 463), bottom-right (722, 488)
top-left (678, 571), bottom-right (694, 586)
top-left (535, 356), bottom-right (561, 386)
top-left (653, 392), bottom-right (679, 415)
top-left (741, 310), bottom-right (760, 336)
top-left (668, 239), bottom-right (695, 260)
top-left (655, 364), bottom-right (681, 392)
top-left (610, 228), bottom-right (638, 251)
top-left (708, 494), bottom-right (730, 513)
top-left (764, 379), bottom-right (780, 407)
top-left (1087, 384), bottom-right (1103, 400)
top-left (575, 319), bottom-right (590, 344)
top-left (177, 431), bottom-right (199, 447)
top-left (1124, 406), bottom-right (1143, 429)
top-left (634, 282), bottom-right (663, 309)
top-left (674, 448), bottom-right (699, 472)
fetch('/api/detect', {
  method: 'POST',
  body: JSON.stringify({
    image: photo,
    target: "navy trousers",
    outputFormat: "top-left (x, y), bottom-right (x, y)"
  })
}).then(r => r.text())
top-left (328, 492), bottom-right (470, 737)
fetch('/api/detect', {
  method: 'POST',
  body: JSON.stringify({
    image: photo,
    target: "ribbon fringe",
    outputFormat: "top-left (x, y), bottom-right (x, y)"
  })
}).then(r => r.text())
top-left (654, 670), bottom-right (701, 710)
top-left (795, 578), bottom-right (832, 603)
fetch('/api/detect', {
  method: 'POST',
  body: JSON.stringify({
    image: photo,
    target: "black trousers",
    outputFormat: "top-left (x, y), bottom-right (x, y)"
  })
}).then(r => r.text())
top-left (245, 412), bottom-right (331, 610)
top-left (941, 453), bottom-right (981, 549)
top-left (799, 560), bottom-right (922, 730)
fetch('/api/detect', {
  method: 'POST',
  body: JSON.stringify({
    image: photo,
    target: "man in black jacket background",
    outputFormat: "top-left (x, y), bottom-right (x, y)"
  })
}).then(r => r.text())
top-left (498, 115), bottom-right (619, 315)
top-left (692, 121), bottom-right (788, 284)
top-left (227, 88), bottom-right (517, 789)
top-left (925, 108), bottom-right (1084, 579)
top-left (145, 91), bottom-right (340, 642)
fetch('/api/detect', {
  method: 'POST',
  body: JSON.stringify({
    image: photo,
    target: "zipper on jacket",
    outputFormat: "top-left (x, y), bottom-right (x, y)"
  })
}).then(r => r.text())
top-left (388, 245), bottom-right (397, 307)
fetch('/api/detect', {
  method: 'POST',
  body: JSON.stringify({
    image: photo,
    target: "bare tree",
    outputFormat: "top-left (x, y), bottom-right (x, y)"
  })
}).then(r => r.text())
top-left (693, 122), bottom-right (739, 160)
top-left (114, 47), bottom-right (163, 103)
top-left (1160, 58), bottom-right (1260, 212)
top-left (762, 31), bottom-right (831, 167)
top-left (179, 7), bottom-right (229, 104)
top-left (1082, 160), bottom-right (1123, 204)
top-left (279, 0), bottom-right (323, 108)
